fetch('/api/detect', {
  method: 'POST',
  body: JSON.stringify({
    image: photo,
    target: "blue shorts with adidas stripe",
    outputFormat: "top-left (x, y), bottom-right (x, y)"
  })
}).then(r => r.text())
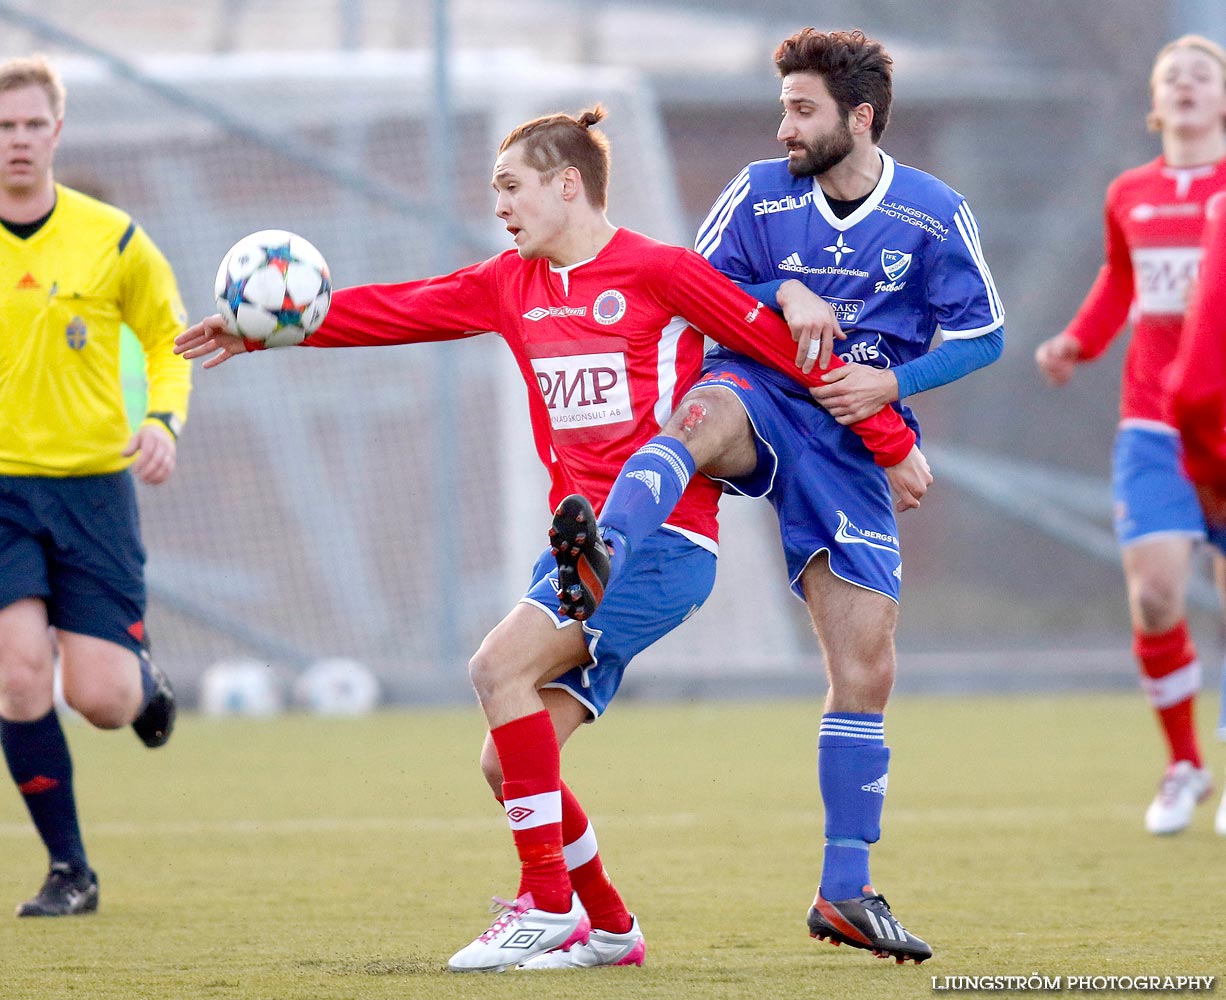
top-left (523, 528), bottom-right (717, 719)
top-left (696, 352), bottom-right (905, 602)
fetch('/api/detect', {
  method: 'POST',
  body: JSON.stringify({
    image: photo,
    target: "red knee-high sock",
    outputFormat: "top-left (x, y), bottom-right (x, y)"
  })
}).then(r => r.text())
top-left (560, 782), bottom-right (633, 934)
top-left (1134, 621), bottom-right (1202, 767)
top-left (490, 711), bottom-right (571, 912)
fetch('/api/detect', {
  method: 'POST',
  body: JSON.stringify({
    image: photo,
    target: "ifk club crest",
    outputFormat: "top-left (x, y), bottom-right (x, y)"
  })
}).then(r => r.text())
top-left (880, 249), bottom-right (912, 282)
top-left (65, 317), bottom-right (87, 350)
top-left (593, 289), bottom-right (627, 326)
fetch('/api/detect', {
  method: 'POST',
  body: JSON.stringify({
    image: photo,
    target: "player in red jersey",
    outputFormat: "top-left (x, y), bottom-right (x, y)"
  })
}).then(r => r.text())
top-left (1168, 203), bottom-right (1226, 529)
top-left (177, 107), bottom-right (930, 971)
top-left (1036, 35), bottom-right (1226, 836)
top-left (1166, 186), bottom-right (1226, 836)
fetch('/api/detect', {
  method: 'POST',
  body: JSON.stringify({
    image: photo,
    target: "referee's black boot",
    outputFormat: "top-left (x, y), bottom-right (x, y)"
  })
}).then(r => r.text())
top-left (132, 653), bottom-right (176, 748)
top-left (16, 863), bottom-right (99, 917)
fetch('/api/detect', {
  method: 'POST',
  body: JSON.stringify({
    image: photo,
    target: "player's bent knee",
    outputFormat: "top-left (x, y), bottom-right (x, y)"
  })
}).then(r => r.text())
top-left (467, 645), bottom-right (532, 706)
top-left (664, 387), bottom-right (755, 475)
top-left (0, 677), bottom-right (55, 721)
top-left (479, 735), bottom-right (504, 793)
top-left (0, 651), bottom-right (56, 720)
top-left (467, 648), bottom-right (494, 701)
top-left (1128, 578), bottom-right (1184, 630)
top-left (71, 699), bottom-right (129, 730)
top-left (63, 678), bottom-right (135, 729)
top-left (826, 656), bottom-right (896, 713)
top-left (58, 639), bottom-right (143, 728)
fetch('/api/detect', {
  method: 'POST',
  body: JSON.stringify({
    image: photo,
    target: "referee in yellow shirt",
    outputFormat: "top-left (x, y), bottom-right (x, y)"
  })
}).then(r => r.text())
top-left (0, 54), bottom-right (191, 916)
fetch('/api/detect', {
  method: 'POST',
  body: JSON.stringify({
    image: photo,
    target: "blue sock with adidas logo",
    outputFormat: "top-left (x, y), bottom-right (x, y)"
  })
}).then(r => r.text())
top-left (818, 712), bottom-right (889, 901)
top-left (598, 436), bottom-right (695, 584)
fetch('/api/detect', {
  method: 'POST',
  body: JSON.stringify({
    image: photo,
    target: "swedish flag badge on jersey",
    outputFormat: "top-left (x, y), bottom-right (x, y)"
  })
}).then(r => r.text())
top-left (66, 317), bottom-right (87, 350)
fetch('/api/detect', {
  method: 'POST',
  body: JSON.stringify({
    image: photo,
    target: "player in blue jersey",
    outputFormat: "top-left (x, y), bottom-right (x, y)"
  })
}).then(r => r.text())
top-left (550, 28), bottom-right (1003, 964)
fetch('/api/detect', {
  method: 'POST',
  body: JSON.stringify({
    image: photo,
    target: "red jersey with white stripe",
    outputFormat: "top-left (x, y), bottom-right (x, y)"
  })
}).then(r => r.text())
top-left (1065, 156), bottom-right (1226, 424)
top-left (1166, 202), bottom-right (1226, 491)
top-left (294, 228), bottom-right (914, 545)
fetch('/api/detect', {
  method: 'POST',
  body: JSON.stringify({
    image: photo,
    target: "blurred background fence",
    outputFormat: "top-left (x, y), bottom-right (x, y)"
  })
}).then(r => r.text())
top-left (4, 0), bottom-right (1226, 707)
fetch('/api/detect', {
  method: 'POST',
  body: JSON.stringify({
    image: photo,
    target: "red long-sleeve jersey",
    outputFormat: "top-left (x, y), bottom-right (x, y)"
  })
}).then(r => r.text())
top-left (1166, 204), bottom-right (1226, 491)
top-left (1065, 156), bottom-right (1226, 424)
top-left (272, 228), bottom-right (915, 545)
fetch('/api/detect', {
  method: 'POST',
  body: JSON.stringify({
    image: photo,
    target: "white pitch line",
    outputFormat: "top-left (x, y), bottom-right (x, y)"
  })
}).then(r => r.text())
top-left (0, 812), bottom-right (707, 839)
top-left (0, 805), bottom-right (1135, 839)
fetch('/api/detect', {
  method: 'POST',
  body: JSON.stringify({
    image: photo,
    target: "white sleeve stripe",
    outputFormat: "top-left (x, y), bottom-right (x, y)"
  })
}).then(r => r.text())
top-left (954, 204), bottom-right (991, 295)
top-left (954, 205), bottom-right (986, 272)
top-left (954, 204), bottom-right (1005, 320)
top-left (696, 167), bottom-right (750, 243)
top-left (955, 203), bottom-right (1004, 318)
top-left (654, 315), bottom-right (689, 428)
top-left (695, 175), bottom-right (749, 257)
top-left (701, 166), bottom-right (751, 225)
top-left (696, 170), bottom-right (752, 258)
top-left (959, 199), bottom-right (981, 239)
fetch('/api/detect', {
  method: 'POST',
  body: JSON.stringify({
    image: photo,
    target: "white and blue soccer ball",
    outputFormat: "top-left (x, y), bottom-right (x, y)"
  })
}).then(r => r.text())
top-left (293, 658), bottom-right (381, 716)
top-left (214, 229), bottom-right (331, 347)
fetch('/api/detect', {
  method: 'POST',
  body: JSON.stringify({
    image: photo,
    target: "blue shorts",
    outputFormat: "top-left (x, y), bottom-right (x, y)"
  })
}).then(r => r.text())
top-left (525, 528), bottom-right (717, 719)
top-left (0, 472), bottom-right (148, 654)
top-left (695, 357), bottom-right (903, 602)
top-left (1113, 424), bottom-right (1226, 553)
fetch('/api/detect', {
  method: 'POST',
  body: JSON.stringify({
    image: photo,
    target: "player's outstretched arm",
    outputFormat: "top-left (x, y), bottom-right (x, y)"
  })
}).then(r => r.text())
top-left (886, 444), bottom-right (932, 513)
top-left (174, 315), bottom-right (249, 369)
top-left (1034, 331), bottom-right (1081, 386)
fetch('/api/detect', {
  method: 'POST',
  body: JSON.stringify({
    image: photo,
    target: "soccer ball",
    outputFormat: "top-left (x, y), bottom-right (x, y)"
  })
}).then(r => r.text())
top-left (214, 229), bottom-right (331, 347)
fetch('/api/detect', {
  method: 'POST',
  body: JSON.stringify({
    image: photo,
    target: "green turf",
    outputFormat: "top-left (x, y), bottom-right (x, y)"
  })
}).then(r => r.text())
top-left (1, 694), bottom-right (1222, 998)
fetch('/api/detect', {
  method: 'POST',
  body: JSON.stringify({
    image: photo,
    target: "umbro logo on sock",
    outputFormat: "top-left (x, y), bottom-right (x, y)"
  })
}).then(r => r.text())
top-left (861, 774), bottom-right (888, 795)
top-left (505, 806), bottom-right (536, 823)
top-left (627, 469), bottom-right (661, 503)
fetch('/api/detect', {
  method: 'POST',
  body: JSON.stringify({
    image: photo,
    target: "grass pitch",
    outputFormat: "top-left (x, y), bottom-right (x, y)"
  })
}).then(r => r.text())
top-left (1, 693), bottom-right (1223, 999)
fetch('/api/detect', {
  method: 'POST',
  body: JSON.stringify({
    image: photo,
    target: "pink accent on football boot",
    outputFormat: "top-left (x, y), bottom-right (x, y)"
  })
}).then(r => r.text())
top-left (448, 892), bottom-right (590, 973)
top-left (518, 914), bottom-right (646, 969)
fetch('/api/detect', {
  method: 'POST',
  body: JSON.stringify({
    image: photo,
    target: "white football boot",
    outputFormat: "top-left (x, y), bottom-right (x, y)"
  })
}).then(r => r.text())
top-left (1144, 760), bottom-right (1214, 835)
top-left (447, 892), bottom-right (590, 973)
top-left (1216, 781), bottom-right (1226, 836)
top-left (518, 914), bottom-right (646, 969)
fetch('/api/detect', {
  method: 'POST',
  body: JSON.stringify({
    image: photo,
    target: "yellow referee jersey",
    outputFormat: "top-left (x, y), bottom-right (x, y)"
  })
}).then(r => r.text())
top-left (0, 184), bottom-right (191, 476)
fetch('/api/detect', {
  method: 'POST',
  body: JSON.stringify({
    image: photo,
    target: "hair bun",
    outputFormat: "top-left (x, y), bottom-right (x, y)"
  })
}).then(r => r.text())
top-left (577, 105), bottom-right (607, 129)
